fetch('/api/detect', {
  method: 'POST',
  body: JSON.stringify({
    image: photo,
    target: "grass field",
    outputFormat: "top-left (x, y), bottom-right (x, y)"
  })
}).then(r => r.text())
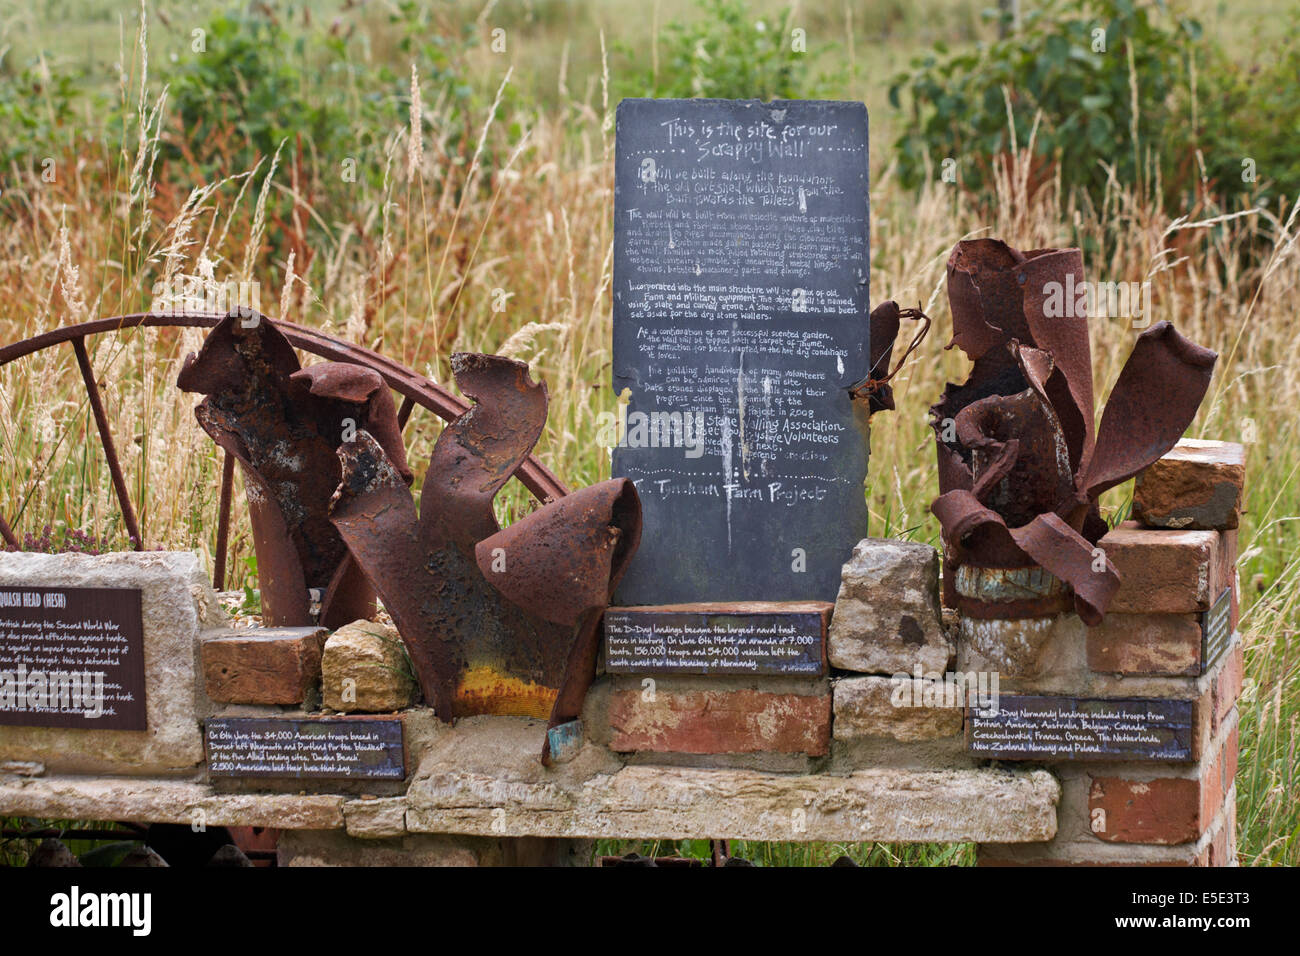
top-left (1, 0), bottom-right (1297, 865)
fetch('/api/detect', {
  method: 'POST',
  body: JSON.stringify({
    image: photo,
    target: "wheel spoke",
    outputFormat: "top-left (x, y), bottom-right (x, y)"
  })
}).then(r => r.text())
top-left (72, 337), bottom-right (143, 550)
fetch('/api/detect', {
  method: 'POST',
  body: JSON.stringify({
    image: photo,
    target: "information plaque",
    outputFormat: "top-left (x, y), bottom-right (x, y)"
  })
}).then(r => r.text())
top-left (604, 603), bottom-right (828, 676)
top-left (612, 98), bottom-right (870, 604)
top-left (0, 586), bottom-right (146, 730)
top-left (967, 695), bottom-right (1194, 762)
top-left (206, 717), bottom-right (406, 780)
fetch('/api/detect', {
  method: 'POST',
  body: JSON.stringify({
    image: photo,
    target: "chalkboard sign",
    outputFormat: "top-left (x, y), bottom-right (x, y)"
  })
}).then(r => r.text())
top-left (605, 602), bottom-right (828, 676)
top-left (968, 695), bottom-right (1193, 762)
top-left (612, 98), bottom-right (870, 604)
top-left (206, 717), bottom-right (406, 780)
top-left (1201, 587), bottom-right (1233, 674)
top-left (0, 587), bottom-right (146, 730)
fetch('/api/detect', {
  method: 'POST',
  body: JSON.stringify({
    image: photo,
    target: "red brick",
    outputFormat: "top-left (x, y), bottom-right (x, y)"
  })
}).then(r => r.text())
top-left (202, 627), bottom-right (327, 705)
top-left (1201, 725), bottom-right (1239, 827)
top-left (1133, 439), bottom-right (1246, 531)
top-left (1214, 528), bottom-right (1240, 630)
top-left (1101, 523), bottom-right (1225, 614)
top-left (1086, 613), bottom-right (1202, 676)
top-left (607, 685), bottom-right (830, 755)
top-left (1212, 641), bottom-right (1244, 735)
top-left (1089, 777), bottom-right (1202, 844)
top-left (1088, 719), bottom-right (1237, 846)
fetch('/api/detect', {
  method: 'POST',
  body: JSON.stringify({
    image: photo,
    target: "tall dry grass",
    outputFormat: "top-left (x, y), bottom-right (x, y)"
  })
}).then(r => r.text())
top-left (0, 9), bottom-right (1296, 865)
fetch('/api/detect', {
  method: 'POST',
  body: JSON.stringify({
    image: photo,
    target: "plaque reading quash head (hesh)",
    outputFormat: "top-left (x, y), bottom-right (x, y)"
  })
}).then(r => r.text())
top-left (612, 98), bottom-right (870, 604)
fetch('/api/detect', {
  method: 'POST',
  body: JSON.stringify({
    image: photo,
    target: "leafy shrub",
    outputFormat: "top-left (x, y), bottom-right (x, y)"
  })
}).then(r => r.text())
top-left (1194, 16), bottom-right (1300, 207)
top-left (0, 61), bottom-right (81, 169)
top-left (888, 0), bottom-right (1205, 204)
top-left (617, 0), bottom-right (837, 101)
top-left (167, 8), bottom-right (381, 183)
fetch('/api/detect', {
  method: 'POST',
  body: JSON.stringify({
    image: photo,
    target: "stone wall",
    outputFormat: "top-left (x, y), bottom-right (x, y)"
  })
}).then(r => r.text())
top-left (0, 439), bottom-right (1246, 866)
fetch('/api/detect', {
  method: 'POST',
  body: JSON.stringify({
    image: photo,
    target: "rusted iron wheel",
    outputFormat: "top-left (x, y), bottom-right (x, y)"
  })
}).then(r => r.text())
top-left (0, 311), bottom-right (569, 589)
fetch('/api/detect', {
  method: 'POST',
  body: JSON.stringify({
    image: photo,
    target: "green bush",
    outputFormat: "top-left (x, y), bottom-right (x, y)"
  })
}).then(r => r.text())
top-left (1194, 16), bottom-right (1300, 208)
top-left (0, 60), bottom-right (81, 169)
top-left (888, 0), bottom-right (1204, 203)
top-left (616, 0), bottom-right (837, 102)
top-left (168, 8), bottom-right (381, 183)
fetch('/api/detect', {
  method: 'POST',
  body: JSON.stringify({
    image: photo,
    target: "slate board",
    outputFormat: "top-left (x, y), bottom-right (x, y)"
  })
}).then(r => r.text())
top-left (0, 586), bottom-right (146, 730)
top-left (612, 98), bottom-right (870, 604)
top-left (206, 717), bottom-right (406, 780)
top-left (967, 695), bottom-right (1194, 762)
top-left (604, 604), bottom-right (827, 675)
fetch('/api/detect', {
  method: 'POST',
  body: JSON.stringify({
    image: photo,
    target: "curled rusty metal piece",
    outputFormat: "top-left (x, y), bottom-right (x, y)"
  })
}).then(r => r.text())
top-left (854, 301), bottom-right (932, 413)
top-left (328, 353), bottom-right (641, 763)
top-left (930, 239), bottom-right (1217, 625)
top-left (177, 310), bottom-right (405, 628)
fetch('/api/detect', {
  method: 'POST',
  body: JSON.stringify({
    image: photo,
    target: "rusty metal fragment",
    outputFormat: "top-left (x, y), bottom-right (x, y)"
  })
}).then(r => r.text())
top-left (855, 301), bottom-right (932, 413)
top-left (177, 310), bottom-right (405, 627)
top-left (929, 239), bottom-right (1217, 624)
top-left (329, 352), bottom-right (641, 762)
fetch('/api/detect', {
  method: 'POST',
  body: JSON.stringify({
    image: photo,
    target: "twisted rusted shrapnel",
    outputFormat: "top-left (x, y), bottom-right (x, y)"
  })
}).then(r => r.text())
top-left (0, 310), bottom-right (569, 567)
top-left (177, 311), bottom-right (415, 628)
top-left (330, 352), bottom-right (641, 763)
top-left (924, 239), bottom-right (1217, 625)
top-left (4, 309), bottom-right (629, 758)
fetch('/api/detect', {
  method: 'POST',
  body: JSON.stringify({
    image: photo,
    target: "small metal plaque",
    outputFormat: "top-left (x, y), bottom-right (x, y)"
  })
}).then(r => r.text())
top-left (206, 716), bottom-right (406, 780)
top-left (604, 604), bottom-right (827, 676)
top-left (968, 695), bottom-right (1194, 762)
top-left (1201, 587), bottom-right (1233, 674)
top-left (0, 586), bottom-right (146, 730)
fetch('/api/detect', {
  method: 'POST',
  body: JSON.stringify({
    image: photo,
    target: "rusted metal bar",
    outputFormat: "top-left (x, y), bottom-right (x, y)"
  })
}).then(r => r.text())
top-left (397, 394), bottom-right (414, 431)
top-left (0, 312), bottom-right (569, 503)
top-left (0, 512), bottom-right (18, 549)
top-left (213, 451), bottom-right (235, 590)
top-left (71, 336), bottom-right (142, 550)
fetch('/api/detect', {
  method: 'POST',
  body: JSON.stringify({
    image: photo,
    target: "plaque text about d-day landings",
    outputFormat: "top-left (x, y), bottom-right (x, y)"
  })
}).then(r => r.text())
top-left (612, 99), bottom-right (870, 604)
top-left (206, 717), bottom-right (406, 780)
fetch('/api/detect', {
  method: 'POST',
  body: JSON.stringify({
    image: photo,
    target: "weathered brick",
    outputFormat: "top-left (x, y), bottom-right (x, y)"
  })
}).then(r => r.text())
top-left (1212, 641), bottom-right (1244, 736)
top-left (607, 683), bottom-right (831, 755)
top-left (202, 627), bottom-right (326, 705)
top-left (832, 676), bottom-right (964, 742)
top-left (1100, 523), bottom-right (1226, 614)
top-left (1088, 776), bottom-right (1202, 844)
top-left (1133, 439), bottom-right (1245, 531)
top-left (1088, 720), bottom-right (1237, 846)
top-left (1086, 613), bottom-right (1202, 676)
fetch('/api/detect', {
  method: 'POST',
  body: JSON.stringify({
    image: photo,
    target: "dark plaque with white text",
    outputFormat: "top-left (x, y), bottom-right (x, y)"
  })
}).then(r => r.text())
top-left (967, 695), bottom-right (1194, 762)
top-left (206, 717), bottom-right (406, 780)
top-left (0, 586), bottom-right (146, 730)
top-left (612, 98), bottom-right (870, 604)
top-left (604, 603), bottom-right (828, 675)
